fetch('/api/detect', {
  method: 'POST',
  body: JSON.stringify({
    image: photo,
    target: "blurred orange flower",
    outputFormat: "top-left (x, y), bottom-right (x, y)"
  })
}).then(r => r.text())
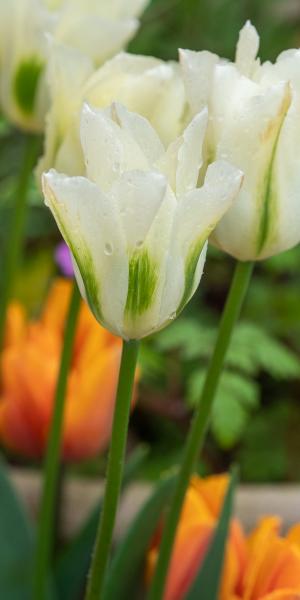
top-left (0, 279), bottom-right (123, 462)
top-left (146, 474), bottom-right (300, 600)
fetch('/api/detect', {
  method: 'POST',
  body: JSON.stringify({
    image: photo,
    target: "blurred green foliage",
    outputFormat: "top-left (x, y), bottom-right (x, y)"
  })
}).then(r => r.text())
top-left (131, 0), bottom-right (300, 61)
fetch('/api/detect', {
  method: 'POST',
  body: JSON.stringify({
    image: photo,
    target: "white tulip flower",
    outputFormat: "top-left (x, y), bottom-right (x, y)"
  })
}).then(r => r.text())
top-left (0, 0), bottom-right (148, 131)
top-left (42, 103), bottom-right (243, 339)
top-left (37, 51), bottom-right (186, 178)
top-left (180, 21), bottom-right (300, 261)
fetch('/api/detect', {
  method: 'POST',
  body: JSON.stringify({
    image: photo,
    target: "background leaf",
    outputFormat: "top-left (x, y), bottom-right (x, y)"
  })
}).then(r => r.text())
top-left (0, 458), bottom-right (35, 599)
top-left (103, 474), bottom-right (175, 600)
top-left (54, 446), bottom-right (149, 600)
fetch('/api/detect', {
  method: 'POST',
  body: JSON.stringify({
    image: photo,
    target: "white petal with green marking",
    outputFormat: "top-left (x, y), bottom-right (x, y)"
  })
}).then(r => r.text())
top-left (211, 79), bottom-right (291, 259)
top-left (172, 160), bottom-right (243, 313)
top-left (42, 170), bottom-right (129, 336)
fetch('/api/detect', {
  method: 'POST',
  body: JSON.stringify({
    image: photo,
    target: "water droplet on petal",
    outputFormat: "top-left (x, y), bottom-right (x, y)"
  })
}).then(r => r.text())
top-left (169, 311), bottom-right (176, 321)
top-left (104, 242), bottom-right (113, 256)
top-left (136, 240), bottom-right (144, 248)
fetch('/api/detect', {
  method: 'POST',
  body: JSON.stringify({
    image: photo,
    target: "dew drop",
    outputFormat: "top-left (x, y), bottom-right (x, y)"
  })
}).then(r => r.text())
top-left (136, 239), bottom-right (144, 248)
top-left (169, 311), bottom-right (176, 321)
top-left (104, 242), bottom-right (113, 256)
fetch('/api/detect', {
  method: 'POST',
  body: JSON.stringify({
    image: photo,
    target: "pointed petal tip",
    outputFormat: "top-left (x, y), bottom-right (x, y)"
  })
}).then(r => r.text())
top-left (206, 159), bottom-right (244, 199)
top-left (81, 101), bottom-right (97, 120)
top-left (236, 20), bottom-right (260, 76)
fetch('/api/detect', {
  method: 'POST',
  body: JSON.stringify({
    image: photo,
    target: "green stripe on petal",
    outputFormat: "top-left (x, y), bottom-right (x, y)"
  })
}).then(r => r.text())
top-left (48, 190), bottom-right (102, 322)
top-left (256, 138), bottom-right (279, 255)
top-left (177, 237), bottom-right (206, 315)
top-left (256, 89), bottom-right (290, 255)
top-left (125, 249), bottom-right (158, 318)
top-left (14, 57), bottom-right (44, 115)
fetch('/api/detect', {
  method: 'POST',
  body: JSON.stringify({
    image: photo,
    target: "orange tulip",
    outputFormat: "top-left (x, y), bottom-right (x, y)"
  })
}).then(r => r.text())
top-left (146, 474), bottom-right (247, 600)
top-left (0, 279), bottom-right (124, 462)
top-left (241, 517), bottom-right (300, 600)
top-left (146, 474), bottom-right (300, 600)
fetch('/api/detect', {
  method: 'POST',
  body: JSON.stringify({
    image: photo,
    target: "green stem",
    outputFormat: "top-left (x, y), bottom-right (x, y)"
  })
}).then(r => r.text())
top-left (0, 134), bottom-right (41, 354)
top-left (33, 283), bottom-right (81, 599)
top-left (148, 260), bottom-right (254, 600)
top-left (85, 339), bottom-right (140, 600)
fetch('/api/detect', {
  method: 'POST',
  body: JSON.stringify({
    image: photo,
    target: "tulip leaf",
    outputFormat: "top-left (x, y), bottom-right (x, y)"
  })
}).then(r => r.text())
top-left (103, 474), bottom-right (175, 600)
top-left (186, 467), bottom-right (238, 600)
top-left (0, 458), bottom-right (35, 599)
top-left (54, 445), bottom-right (149, 600)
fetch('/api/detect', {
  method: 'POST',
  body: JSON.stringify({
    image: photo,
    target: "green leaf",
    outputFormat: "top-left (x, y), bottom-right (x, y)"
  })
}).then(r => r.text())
top-left (187, 370), bottom-right (259, 448)
top-left (0, 459), bottom-right (35, 599)
top-left (212, 372), bottom-right (259, 448)
top-left (139, 343), bottom-right (166, 381)
top-left (230, 323), bottom-right (300, 379)
top-left (156, 318), bottom-right (212, 358)
top-left (238, 403), bottom-right (291, 482)
top-left (186, 467), bottom-right (238, 600)
top-left (54, 446), bottom-right (149, 600)
top-left (103, 474), bottom-right (175, 600)
top-left (212, 394), bottom-right (249, 449)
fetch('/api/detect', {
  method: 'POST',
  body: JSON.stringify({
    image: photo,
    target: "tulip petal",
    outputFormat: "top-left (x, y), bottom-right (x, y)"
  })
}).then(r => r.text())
top-left (235, 21), bottom-right (260, 77)
top-left (174, 160), bottom-right (243, 312)
top-left (158, 108), bottom-right (208, 196)
top-left (36, 40), bottom-right (93, 179)
top-left (112, 102), bottom-right (165, 164)
top-left (43, 170), bottom-right (128, 336)
top-left (260, 590), bottom-right (300, 600)
top-left (125, 186), bottom-right (177, 338)
top-left (179, 48), bottom-right (219, 115)
top-left (56, 0), bottom-right (148, 19)
top-left (176, 108), bottom-right (208, 196)
top-left (115, 178), bottom-right (176, 339)
top-left (84, 53), bottom-right (185, 147)
top-left (257, 51), bottom-right (300, 257)
top-left (80, 103), bottom-right (149, 190)
top-left (56, 13), bottom-right (139, 66)
top-left (110, 169), bottom-right (167, 248)
top-left (98, 0), bottom-right (148, 18)
top-left (212, 77), bottom-right (291, 259)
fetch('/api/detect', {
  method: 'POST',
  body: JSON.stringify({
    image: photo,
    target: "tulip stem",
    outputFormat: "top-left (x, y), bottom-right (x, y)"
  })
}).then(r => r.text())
top-left (33, 282), bottom-right (81, 599)
top-left (148, 260), bottom-right (254, 600)
top-left (0, 134), bottom-right (41, 357)
top-left (85, 339), bottom-right (140, 600)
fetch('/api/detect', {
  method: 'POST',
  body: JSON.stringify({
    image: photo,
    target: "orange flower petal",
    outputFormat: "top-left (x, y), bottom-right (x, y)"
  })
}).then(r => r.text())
top-left (260, 590), bottom-right (300, 600)
top-left (191, 473), bottom-right (229, 518)
top-left (243, 518), bottom-right (300, 600)
top-left (0, 278), bottom-right (123, 462)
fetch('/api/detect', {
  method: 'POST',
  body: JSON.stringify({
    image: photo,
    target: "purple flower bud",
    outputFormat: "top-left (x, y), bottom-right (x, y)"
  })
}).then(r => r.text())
top-left (55, 241), bottom-right (74, 278)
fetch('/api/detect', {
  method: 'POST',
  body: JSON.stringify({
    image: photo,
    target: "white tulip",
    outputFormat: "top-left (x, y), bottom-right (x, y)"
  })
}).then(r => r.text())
top-left (0, 0), bottom-right (148, 131)
top-left (0, 0), bottom-right (52, 132)
top-left (37, 50), bottom-right (186, 178)
top-left (42, 103), bottom-right (243, 339)
top-left (180, 21), bottom-right (300, 261)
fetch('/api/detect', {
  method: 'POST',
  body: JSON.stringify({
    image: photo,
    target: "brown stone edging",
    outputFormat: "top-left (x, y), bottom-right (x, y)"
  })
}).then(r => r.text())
top-left (9, 468), bottom-right (300, 539)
